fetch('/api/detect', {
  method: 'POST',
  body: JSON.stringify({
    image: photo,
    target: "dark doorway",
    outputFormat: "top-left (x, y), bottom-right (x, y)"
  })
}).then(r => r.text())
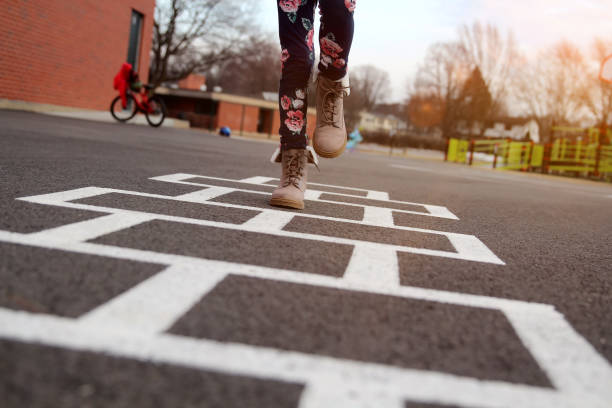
top-left (258, 108), bottom-right (274, 136)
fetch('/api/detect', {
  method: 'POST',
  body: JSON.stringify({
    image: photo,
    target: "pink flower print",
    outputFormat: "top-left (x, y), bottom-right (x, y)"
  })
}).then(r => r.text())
top-left (332, 58), bottom-right (346, 69)
top-left (281, 95), bottom-right (291, 111)
top-left (306, 29), bottom-right (314, 51)
top-left (280, 48), bottom-right (289, 70)
top-left (344, 0), bottom-right (356, 12)
top-left (293, 99), bottom-right (304, 109)
top-left (279, 0), bottom-right (300, 13)
top-left (320, 33), bottom-right (343, 59)
top-left (320, 54), bottom-right (332, 68)
top-left (285, 110), bottom-right (304, 133)
top-left (295, 88), bottom-right (305, 99)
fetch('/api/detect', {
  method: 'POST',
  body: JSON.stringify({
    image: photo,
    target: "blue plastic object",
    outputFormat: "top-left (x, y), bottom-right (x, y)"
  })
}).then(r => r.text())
top-left (219, 126), bottom-right (231, 137)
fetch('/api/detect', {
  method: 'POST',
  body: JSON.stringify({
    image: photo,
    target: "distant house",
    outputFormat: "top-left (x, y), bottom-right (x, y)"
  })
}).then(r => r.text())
top-left (357, 111), bottom-right (407, 133)
top-left (484, 119), bottom-right (540, 142)
top-left (457, 118), bottom-right (540, 143)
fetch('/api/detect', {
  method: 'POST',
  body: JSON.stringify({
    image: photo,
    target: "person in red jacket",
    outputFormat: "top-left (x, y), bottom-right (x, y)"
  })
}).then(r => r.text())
top-left (113, 63), bottom-right (142, 108)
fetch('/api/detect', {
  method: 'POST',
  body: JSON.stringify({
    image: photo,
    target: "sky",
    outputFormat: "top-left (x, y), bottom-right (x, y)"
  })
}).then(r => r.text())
top-left (259, 0), bottom-right (612, 102)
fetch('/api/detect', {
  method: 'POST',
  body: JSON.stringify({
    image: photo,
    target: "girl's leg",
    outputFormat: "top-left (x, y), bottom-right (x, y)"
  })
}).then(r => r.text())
top-left (318, 0), bottom-right (355, 80)
top-left (312, 0), bottom-right (355, 158)
top-left (271, 0), bottom-right (318, 210)
top-left (277, 0), bottom-right (318, 150)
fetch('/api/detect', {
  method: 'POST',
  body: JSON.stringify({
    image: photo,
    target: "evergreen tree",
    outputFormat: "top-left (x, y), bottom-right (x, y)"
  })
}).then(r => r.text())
top-left (460, 67), bottom-right (492, 133)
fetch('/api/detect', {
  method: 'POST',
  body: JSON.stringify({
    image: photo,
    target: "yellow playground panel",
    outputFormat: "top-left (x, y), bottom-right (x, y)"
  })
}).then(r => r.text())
top-left (458, 139), bottom-right (541, 171)
top-left (446, 134), bottom-right (611, 180)
top-left (446, 139), bottom-right (469, 163)
top-left (597, 145), bottom-right (612, 175)
top-left (547, 138), bottom-right (599, 173)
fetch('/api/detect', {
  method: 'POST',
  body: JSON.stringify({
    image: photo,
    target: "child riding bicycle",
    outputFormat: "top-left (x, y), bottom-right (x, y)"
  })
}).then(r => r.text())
top-left (110, 63), bottom-right (166, 127)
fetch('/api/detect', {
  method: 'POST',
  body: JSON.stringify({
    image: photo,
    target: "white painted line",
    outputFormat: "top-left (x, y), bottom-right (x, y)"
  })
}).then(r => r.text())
top-left (26, 213), bottom-right (154, 244)
top-left (298, 380), bottom-right (404, 408)
top-left (366, 191), bottom-right (390, 200)
top-left (15, 186), bottom-right (114, 205)
top-left (149, 173), bottom-right (195, 183)
top-left (343, 246), bottom-right (399, 288)
top-left (0, 308), bottom-right (607, 408)
top-left (505, 307), bottom-right (612, 400)
top-left (424, 204), bottom-right (460, 220)
top-left (239, 176), bottom-right (277, 184)
top-left (446, 233), bottom-right (505, 265)
top-left (241, 211), bottom-right (295, 231)
top-left (362, 206), bottom-right (395, 227)
top-left (304, 190), bottom-right (323, 200)
top-left (79, 265), bottom-right (227, 334)
top-left (175, 187), bottom-right (234, 202)
top-left (304, 180), bottom-right (372, 193)
top-left (390, 164), bottom-right (436, 173)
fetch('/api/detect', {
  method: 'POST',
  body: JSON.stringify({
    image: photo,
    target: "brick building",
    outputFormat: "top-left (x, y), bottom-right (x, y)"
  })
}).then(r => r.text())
top-left (157, 80), bottom-right (316, 139)
top-left (0, 0), bottom-right (155, 111)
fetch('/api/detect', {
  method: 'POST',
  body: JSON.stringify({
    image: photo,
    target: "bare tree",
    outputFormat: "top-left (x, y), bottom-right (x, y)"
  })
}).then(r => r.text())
top-left (349, 65), bottom-right (392, 111)
top-left (149, 0), bottom-right (259, 86)
top-left (205, 36), bottom-right (281, 95)
top-left (514, 41), bottom-right (588, 135)
top-left (411, 41), bottom-right (469, 138)
top-left (580, 38), bottom-right (612, 128)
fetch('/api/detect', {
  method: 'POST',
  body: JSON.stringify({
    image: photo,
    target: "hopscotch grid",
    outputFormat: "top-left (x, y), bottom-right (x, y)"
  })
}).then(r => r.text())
top-left (31, 187), bottom-right (461, 237)
top-left (17, 187), bottom-right (503, 264)
top-left (2, 174), bottom-right (611, 407)
top-left (150, 173), bottom-right (460, 220)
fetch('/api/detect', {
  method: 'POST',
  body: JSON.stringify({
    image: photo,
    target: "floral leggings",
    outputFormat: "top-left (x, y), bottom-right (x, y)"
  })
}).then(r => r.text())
top-left (277, 0), bottom-right (355, 150)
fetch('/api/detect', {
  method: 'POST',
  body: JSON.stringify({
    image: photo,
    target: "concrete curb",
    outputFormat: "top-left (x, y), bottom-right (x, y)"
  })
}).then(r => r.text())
top-left (0, 98), bottom-right (190, 129)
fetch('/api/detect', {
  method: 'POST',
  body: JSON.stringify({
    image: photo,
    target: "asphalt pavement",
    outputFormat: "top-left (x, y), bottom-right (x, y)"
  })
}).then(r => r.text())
top-left (1, 109), bottom-right (611, 408)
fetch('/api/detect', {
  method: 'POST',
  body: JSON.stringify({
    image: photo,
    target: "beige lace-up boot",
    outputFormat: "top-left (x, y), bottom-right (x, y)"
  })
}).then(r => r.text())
top-left (270, 148), bottom-right (309, 210)
top-left (313, 75), bottom-right (349, 158)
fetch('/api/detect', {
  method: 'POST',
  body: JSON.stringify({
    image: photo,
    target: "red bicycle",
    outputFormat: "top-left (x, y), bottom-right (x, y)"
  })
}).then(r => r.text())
top-left (110, 84), bottom-right (167, 127)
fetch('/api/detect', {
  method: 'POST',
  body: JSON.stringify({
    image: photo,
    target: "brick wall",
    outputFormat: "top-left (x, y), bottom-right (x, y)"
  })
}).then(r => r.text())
top-left (178, 74), bottom-right (206, 91)
top-left (0, 0), bottom-right (155, 110)
top-left (306, 113), bottom-right (316, 139)
top-left (216, 102), bottom-right (259, 134)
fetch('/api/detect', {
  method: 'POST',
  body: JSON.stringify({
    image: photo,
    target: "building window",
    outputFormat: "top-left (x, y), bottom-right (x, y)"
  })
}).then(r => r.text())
top-left (127, 10), bottom-right (143, 70)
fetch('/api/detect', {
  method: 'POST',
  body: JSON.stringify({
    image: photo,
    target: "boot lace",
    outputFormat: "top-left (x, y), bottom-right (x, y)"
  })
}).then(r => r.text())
top-left (321, 81), bottom-right (348, 128)
top-left (283, 152), bottom-right (305, 188)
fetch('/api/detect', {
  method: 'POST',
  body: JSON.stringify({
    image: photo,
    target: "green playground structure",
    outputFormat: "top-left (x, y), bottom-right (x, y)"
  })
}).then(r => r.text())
top-left (445, 126), bottom-right (612, 180)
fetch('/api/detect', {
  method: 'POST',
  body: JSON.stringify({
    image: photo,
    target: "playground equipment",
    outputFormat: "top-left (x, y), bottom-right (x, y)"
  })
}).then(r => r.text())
top-left (445, 129), bottom-right (612, 180)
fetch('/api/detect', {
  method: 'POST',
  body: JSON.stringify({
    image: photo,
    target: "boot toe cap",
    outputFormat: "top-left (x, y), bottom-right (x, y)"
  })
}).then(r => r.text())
top-left (314, 130), bottom-right (347, 158)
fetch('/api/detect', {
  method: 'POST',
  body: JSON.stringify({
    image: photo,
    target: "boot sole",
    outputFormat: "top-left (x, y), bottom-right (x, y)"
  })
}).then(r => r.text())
top-left (313, 136), bottom-right (347, 158)
top-left (269, 197), bottom-right (305, 210)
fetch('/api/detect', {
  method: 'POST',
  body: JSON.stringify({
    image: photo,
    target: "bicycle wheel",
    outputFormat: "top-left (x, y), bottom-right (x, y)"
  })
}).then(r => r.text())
top-left (145, 96), bottom-right (167, 127)
top-left (110, 95), bottom-right (137, 122)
